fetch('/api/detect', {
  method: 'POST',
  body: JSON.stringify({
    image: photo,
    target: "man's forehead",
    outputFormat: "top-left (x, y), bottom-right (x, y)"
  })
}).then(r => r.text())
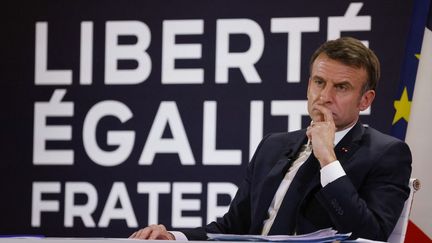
top-left (313, 54), bottom-right (363, 69)
top-left (311, 57), bottom-right (367, 83)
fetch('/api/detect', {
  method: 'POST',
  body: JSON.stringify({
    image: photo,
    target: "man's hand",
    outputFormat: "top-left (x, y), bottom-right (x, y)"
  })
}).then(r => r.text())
top-left (129, 224), bottom-right (175, 240)
top-left (306, 104), bottom-right (337, 167)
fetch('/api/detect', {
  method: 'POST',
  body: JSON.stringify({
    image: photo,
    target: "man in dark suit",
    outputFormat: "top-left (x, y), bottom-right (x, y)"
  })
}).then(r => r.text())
top-left (129, 37), bottom-right (412, 241)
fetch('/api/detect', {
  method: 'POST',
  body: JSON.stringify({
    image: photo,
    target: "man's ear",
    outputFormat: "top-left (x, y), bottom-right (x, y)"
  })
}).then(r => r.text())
top-left (359, 90), bottom-right (375, 111)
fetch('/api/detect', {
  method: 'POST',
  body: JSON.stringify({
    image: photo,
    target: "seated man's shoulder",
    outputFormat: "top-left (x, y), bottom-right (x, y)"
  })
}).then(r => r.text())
top-left (256, 130), bottom-right (306, 154)
top-left (265, 129), bottom-right (305, 141)
top-left (362, 125), bottom-right (408, 149)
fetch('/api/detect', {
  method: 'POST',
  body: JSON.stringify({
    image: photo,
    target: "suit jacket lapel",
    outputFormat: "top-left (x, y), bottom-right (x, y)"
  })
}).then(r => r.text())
top-left (250, 132), bottom-right (308, 234)
top-left (334, 122), bottom-right (364, 165)
top-left (268, 152), bottom-right (320, 235)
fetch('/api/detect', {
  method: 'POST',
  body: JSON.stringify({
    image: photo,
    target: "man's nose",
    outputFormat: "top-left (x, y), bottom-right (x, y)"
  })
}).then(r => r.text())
top-left (319, 86), bottom-right (333, 102)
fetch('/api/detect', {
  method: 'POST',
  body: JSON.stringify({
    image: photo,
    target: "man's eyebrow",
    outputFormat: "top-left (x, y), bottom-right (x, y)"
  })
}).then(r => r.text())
top-left (334, 81), bottom-right (353, 87)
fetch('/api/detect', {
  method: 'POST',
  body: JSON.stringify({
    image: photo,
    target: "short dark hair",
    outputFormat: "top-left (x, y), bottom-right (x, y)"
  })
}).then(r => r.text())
top-left (309, 37), bottom-right (380, 93)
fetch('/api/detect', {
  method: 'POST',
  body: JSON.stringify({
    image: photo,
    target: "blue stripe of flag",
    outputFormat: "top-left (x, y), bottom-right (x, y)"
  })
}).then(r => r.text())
top-left (390, 0), bottom-right (431, 140)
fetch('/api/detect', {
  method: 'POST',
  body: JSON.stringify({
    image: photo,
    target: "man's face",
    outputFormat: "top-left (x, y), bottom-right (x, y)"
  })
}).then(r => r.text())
top-left (307, 54), bottom-right (375, 131)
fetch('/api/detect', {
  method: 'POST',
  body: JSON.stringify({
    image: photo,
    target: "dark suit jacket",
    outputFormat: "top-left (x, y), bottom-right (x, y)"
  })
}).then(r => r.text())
top-left (182, 122), bottom-right (412, 241)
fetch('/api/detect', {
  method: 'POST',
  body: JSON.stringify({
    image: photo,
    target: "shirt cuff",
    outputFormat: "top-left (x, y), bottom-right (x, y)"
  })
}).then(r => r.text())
top-left (320, 160), bottom-right (346, 187)
top-left (170, 231), bottom-right (188, 241)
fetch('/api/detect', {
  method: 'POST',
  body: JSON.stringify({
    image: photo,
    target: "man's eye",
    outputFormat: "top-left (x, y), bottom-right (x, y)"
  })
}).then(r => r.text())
top-left (335, 85), bottom-right (348, 91)
top-left (314, 80), bottom-right (324, 85)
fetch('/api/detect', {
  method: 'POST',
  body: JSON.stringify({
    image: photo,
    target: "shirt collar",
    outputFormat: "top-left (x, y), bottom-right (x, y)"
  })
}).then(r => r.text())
top-left (334, 123), bottom-right (356, 145)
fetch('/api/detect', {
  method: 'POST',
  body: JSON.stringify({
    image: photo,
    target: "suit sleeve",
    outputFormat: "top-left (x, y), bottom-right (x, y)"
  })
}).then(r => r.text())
top-left (315, 140), bottom-right (412, 241)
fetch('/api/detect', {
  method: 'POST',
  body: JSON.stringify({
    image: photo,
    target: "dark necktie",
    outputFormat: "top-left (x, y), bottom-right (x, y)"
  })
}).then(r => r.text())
top-left (267, 153), bottom-right (320, 235)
